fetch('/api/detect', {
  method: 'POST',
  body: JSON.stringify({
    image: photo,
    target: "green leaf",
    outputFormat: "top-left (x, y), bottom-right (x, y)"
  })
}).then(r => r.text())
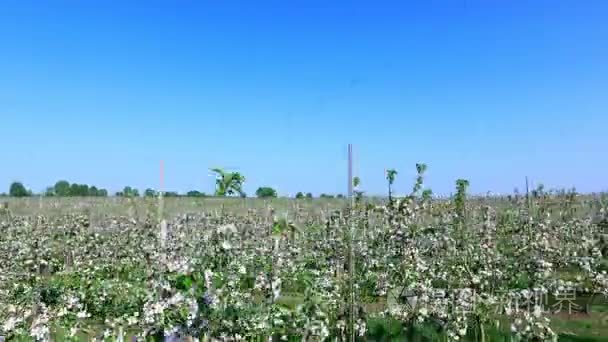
top-left (272, 218), bottom-right (291, 236)
top-left (175, 274), bottom-right (194, 291)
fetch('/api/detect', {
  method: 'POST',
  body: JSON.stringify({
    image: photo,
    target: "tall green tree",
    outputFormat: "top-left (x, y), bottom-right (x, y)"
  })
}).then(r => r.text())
top-left (9, 182), bottom-right (29, 197)
top-left (54, 180), bottom-right (71, 196)
top-left (69, 183), bottom-right (80, 196)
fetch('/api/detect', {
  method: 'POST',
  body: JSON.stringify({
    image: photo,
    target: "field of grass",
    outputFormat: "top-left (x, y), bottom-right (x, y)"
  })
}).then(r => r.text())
top-left (1, 184), bottom-right (608, 341)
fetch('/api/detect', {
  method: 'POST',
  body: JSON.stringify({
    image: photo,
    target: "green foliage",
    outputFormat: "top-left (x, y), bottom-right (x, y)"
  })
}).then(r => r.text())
top-left (144, 188), bottom-right (157, 197)
top-left (386, 168), bottom-right (398, 201)
top-left (319, 193), bottom-right (334, 198)
top-left (44, 180), bottom-right (107, 197)
top-left (255, 187), bottom-right (277, 198)
top-left (121, 186), bottom-right (139, 197)
top-left (210, 168), bottom-right (246, 197)
top-left (454, 178), bottom-right (470, 222)
top-left (44, 186), bottom-right (55, 196)
top-left (171, 273), bottom-right (195, 291)
top-left (295, 192), bottom-right (304, 199)
top-left (353, 176), bottom-right (364, 201)
top-left (305, 192), bottom-right (313, 199)
top-left (54, 180), bottom-right (70, 196)
top-left (9, 182), bottom-right (29, 197)
top-left (272, 218), bottom-right (288, 236)
top-left (186, 190), bottom-right (206, 197)
top-left (68, 183), bottom-right (89, 196)
top-left (88, 186), bottom-right (98, 196)
top-left (421, 189), bottom-right (433, 201)
top-left (411, 163), bottom-right (427, 195)
top-left (386, 169), bottom-right (398, 185)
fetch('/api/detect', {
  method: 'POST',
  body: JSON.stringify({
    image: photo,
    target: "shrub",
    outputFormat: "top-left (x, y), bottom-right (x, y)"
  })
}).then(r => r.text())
top-left (186, 191), bottom-right (206, 198)
top-left (256, 187), bottom-right (278, 198)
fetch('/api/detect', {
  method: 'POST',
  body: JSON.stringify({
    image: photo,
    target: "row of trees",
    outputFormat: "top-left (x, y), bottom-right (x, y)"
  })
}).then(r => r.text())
top-left (46, 181), bottom-right (109, 197)
top-left (4, 181), bottom-right (111, 197)
top-left (4, 182), bottom-right (207, 198)
top-left (5, 169), bottom-right (347, 198)
top-left (5, 181), bottom-right (344, 199)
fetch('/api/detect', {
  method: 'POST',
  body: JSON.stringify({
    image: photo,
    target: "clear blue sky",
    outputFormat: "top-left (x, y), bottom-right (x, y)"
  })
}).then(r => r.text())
top-left (1, 0), bottom-right (607, 196)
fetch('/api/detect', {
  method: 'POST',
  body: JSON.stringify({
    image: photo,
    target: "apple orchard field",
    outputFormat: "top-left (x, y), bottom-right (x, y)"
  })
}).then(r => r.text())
top-left (1, 184), bottom-right (608, 341)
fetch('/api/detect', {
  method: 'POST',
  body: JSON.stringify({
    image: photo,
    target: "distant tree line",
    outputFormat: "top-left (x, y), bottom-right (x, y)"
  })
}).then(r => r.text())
top-left (142, 189), bottom-right (207, 198)
top-left (295, 192), bottom-right (313, 199)
top-left (3, 181), bottom-right (104, 197)
top-left (115, 186), bottom-right (139, 197)
top-left (5, 181), bottom-right (345, 199)
top-left (4, 168), bottom-right (352, 199)
top-left (45, 180), bottom-right (109, 197)
top-left (294, 192), bottom-right (344, 199)
top-left (3, 181), bottom-right (214, 198)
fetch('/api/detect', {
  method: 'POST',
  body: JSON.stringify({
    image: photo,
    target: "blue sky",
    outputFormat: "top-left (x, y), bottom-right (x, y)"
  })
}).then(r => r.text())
top-left (1, 0), bottom-right (607, 196)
